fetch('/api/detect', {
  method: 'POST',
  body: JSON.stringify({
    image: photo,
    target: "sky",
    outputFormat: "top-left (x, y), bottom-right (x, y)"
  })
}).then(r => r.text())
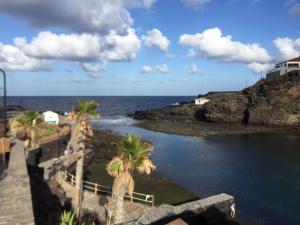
top-left (0, 0), bottom-right (300, 96)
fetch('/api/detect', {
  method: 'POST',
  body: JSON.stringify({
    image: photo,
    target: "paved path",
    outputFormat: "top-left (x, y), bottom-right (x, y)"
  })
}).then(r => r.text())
top-left (0, 140), bottom-right (35, 225)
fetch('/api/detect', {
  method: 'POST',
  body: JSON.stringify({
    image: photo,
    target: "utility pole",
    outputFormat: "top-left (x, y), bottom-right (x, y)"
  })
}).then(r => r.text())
top-left (0, 69), bottom-right (6, 168)
top-left (0, 69), bottom-right (7, 137)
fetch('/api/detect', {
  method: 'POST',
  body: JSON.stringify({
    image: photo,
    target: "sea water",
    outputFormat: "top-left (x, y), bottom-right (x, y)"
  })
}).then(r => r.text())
top-left (7, 96), bottom-right (300, 225)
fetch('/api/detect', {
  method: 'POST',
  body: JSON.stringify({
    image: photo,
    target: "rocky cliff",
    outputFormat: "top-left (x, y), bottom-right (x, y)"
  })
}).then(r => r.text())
top-left (133, 71), bottom-right (300, 128)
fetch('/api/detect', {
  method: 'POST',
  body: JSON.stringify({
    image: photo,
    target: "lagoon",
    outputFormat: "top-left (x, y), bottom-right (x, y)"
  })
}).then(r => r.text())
top-left (93, 122), bottom-right (300, 225)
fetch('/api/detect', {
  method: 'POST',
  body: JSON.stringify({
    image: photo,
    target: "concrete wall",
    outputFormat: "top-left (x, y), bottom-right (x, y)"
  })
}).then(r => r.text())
top-left (124, 193), bottom-right (235, 225)
top-left (0, 140), bottom-right (35, 225)
top-left (27, 133), bottom-right (69, 166)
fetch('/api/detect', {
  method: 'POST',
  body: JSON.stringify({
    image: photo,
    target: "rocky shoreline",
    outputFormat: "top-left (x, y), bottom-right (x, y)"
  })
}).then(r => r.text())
top-left (135, 119), bottom-right (300, 137)
top-left (131, 72), bottom-right (300, 137)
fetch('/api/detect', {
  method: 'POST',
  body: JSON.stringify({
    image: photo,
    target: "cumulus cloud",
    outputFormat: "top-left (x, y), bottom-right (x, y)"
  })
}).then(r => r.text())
top-left (155, 64), bottom-right (169, 73)
top-left (273, 37), bottom-right (300, 60)
top-left (0, 0), bottom-right (158, 35)
top-left (14, 32), bottom-right (101, 61)
top-left (179, 27), bottom-right (272, 64)
top-left (189, 63), bottom-right (200, 74)
top-left (181, 0), bottom-right (212, 8)
top-left (15, 29), bottom-right (141, 63)
top-left (142, 28), bottom-right (170, 53)
top-left (140, 65), bottom-right (153, 74)
top-left (80, 62), bottom-right (106, 78)
top-left (247, 62), bottom-right (273, 74)
top-left (4, 28), bottom-right (140, 76)
top-left (0, 42), bottom-right (51, 71)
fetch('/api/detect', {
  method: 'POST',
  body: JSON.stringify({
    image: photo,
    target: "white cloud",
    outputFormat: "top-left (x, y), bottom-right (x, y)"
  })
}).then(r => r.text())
top-left (155, 64), bottom-right (169, 73)
top-left (140, 65), bottom-right (153, 74)
top-left (289, 2), bottom-right (300, 16)
top-left (142, 28), bottom-right (170, 53)
top-left (247, 62), bottom-right (273, 74)
top-left (0, 42), bottom-right (51, 72)
top-left (181, 0), bottom-right (212, 8)
top-left (103, 28), bottom-right (141, 61)
top-left (14, 32), bottom-right (101, 61)
top-left (0, 0), bottom-right (159, 35)
top-left (5, 28), bottom-right (140, 76)
top-left (80, 62), bottom-right (106, 78)
top-left (179, 27), bottom-right (272, 64)
top-left (15, 29), bottom-right (140, 64)
top-left (0, 0), bottom-right (130, 35)
top-left (273, 37), bottom-right (300, 60)
top-left (189, 63), bottom-right (199, 74)
top-left (142, 0), bottom-right (158, 8)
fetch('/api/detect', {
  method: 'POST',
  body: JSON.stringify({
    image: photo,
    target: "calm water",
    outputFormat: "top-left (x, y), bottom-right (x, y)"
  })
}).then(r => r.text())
top-left (9, 96), bottom-right (300, 225)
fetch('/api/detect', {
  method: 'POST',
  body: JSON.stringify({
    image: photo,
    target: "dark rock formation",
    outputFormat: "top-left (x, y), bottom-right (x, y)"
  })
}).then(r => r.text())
top-left (133, 71), bottom-right (300, 128)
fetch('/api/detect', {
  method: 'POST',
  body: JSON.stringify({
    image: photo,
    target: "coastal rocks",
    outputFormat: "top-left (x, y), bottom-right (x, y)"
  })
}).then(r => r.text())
top-left (133, 72), bottom-right (300, 128)
top-left (195, 93), bottom-right (248, 123)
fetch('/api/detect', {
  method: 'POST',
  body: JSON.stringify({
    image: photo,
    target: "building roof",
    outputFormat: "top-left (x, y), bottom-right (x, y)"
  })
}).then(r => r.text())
top-left (288, 56), bottom-right (300, 62)
top-left (276, 56), bottom-right (300, 65)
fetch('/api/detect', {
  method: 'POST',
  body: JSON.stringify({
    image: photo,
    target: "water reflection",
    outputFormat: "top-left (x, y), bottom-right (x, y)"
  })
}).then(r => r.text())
top-left (93, 124), bottom-right (300, 225)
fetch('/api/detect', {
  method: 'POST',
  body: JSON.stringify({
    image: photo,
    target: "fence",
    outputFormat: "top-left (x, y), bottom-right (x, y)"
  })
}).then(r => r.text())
top-left (63, 170), bottom-right (154, 207)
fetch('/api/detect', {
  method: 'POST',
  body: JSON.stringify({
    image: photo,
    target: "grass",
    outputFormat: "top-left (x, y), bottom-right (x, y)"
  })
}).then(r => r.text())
top-left (85, 161), bottom-right (197, 206)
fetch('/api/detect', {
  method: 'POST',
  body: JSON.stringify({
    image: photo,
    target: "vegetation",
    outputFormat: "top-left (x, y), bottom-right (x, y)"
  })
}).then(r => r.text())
top-left (106, 135), bottom-right (155, 225)
top-left (9, 111), bottom-right (60, 148)
top-left (65, 101), bottom-right (99, 218)
top-left (60, 211), bottom-right (95, 225)
top-left (86, 161), bottom-right (197, 206)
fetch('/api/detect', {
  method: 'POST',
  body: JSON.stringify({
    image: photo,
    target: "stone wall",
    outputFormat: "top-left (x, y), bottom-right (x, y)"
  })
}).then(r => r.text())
top-left (0, 140), bottom-right (35, 225)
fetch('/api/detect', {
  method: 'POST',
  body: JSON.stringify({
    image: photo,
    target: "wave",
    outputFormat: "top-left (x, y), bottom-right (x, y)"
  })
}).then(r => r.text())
top-left (91, 116), bottom-right (138, 126)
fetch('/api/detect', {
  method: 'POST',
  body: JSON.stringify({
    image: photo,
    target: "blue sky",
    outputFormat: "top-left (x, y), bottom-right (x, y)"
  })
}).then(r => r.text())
top-left (0, 0), bottom-right (300, 96)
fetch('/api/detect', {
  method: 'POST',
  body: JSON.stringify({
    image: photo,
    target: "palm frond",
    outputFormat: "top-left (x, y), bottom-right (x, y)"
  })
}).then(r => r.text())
top-left (137, 158), bottom-right (156, 175)
top-left (73, 100), bottom-right (99, 118)
top-left (106, 157), bottom-right (124, 177)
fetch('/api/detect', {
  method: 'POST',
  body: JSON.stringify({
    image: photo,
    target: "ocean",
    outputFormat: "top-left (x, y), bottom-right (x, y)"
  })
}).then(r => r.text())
top-left (6, 96), bottom-right (300, 225)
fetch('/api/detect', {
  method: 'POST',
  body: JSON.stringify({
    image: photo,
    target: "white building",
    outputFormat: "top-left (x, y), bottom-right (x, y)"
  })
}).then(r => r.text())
top-left (195, 97), bottom-right (210, 105)
top-left (266, 56), bottom-right (300, 78)
top-left (42, 111), bottom-right (59, 125)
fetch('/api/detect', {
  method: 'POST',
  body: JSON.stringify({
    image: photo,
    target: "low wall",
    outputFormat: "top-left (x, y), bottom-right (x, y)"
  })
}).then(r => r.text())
top-left (0, 140), bottom-right (35, 225)
top-left (27, 132), bottom-right (70, 166)
top-left (125, 193), bottom-right (235, 225)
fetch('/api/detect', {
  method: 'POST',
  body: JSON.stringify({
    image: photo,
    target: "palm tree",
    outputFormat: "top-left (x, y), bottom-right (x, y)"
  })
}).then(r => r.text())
top-left (10, 111), bottom-right (43, 148)
top-left (106, 135), bottom-right (155, 225)
top-left (66, 100), bottom-right (98, 218)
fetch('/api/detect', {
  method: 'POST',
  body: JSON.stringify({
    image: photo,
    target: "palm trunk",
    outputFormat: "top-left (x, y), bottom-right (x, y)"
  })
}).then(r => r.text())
top-left (109, 174), bottom-right (126, 225)
top-left (75, 150), bottom-right (84, 218)
top-left (113, 192), bottom-right (124, 224)
top-left (66, 123), bottom-right (78, 153)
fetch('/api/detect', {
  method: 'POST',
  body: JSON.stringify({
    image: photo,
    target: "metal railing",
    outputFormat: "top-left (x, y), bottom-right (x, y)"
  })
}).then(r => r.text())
top-left (63, 170), bottom-right (154, 207)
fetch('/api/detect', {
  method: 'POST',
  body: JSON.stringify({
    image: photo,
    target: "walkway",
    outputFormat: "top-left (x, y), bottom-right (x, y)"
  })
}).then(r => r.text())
top-left (0, 140), bottom-right (35, 225)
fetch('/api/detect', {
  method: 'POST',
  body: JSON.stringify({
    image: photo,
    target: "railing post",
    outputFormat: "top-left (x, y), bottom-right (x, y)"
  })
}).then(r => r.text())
top-left (94, 183), bottom-right (98, 194)
top-left (152, 195), bottom-right (154, 207)
top-left (71, 175), bottom-right (75, 186)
